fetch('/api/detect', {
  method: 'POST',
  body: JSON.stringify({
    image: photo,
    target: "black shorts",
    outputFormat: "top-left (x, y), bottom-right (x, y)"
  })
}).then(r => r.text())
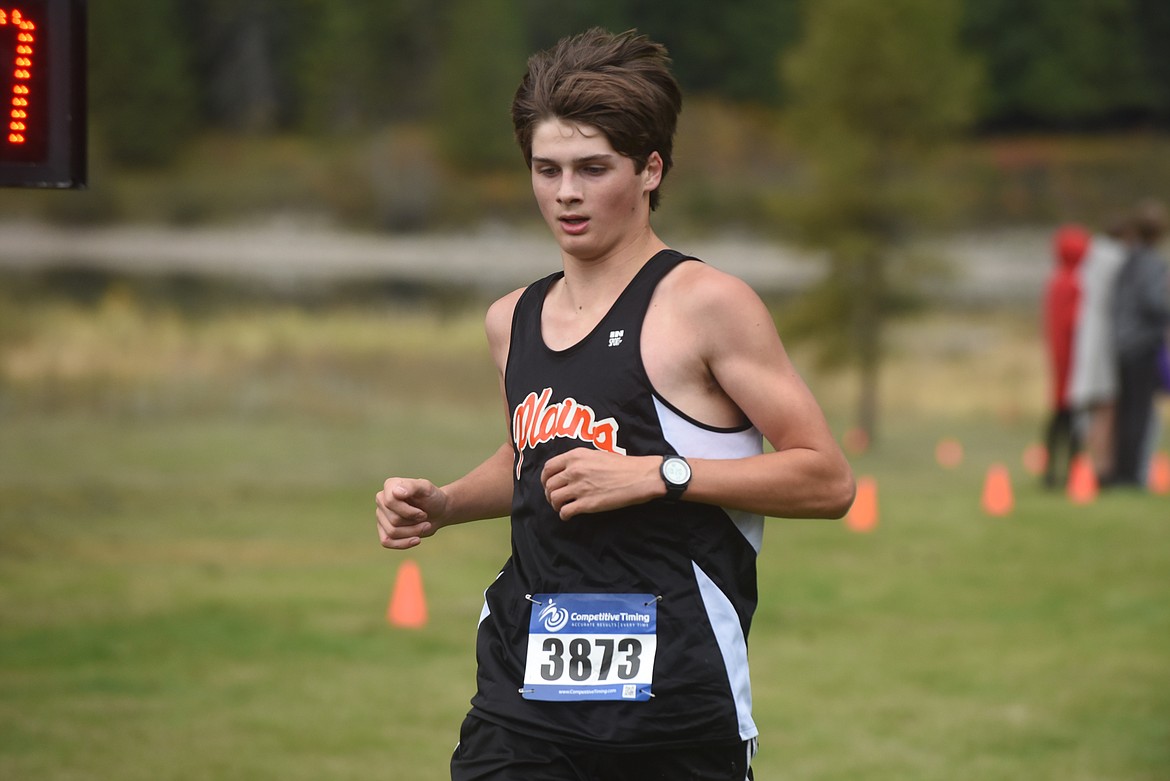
top-left (449, 715), bottom-right (757, 781)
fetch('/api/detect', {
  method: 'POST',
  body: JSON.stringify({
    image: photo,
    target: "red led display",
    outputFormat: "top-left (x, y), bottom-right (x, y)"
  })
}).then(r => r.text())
top-left (0, 5), bottom-right (45, 163)
top-left (0, 0), bottom-right (84, 188)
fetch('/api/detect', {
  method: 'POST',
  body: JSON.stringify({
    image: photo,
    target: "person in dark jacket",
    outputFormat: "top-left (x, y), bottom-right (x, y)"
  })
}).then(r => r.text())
top-left (1108, 200), bottom-right (1170, 487)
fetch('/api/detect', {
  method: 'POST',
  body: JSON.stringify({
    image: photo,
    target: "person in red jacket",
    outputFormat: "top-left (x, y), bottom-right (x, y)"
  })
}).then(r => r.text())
top-left (1043, 223), bottom-right (1090, 488)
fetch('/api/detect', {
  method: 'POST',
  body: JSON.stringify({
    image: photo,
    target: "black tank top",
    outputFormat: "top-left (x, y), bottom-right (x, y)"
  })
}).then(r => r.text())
top-left (468, 249), bottom-right (765, 748)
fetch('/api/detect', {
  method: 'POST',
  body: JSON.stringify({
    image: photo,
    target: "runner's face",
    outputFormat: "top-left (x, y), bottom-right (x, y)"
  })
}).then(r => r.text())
top-left (530, 119), bottom-right (661, 261)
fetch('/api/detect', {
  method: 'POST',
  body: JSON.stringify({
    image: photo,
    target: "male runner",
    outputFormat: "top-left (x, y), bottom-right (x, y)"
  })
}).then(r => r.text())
top-left (376, 28), bottom-right (855, 781)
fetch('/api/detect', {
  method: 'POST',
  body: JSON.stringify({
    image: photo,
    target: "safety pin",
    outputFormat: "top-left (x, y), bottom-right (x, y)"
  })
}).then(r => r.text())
top-left (644, 595), bottom-right (663, 606)
top-left (639, 688), bottom-right (656, 698)
top-left (524, 594), bottom-right (542, 605)
top-left (518, 687), bottom-right (535, 695)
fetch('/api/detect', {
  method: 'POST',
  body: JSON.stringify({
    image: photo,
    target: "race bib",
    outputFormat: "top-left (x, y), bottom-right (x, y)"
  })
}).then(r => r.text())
top-left (521, 593), bottom-right (657, 702)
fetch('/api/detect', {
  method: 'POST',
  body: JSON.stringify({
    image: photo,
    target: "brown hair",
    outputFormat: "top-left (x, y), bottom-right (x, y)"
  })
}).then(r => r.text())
top-left (1133, 198), bottom-right (1168, 245)
top-left (511, 28), bottom-right (683, 211)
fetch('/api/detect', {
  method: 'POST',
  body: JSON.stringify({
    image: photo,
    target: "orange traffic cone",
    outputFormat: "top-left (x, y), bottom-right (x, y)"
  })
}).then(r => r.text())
top-left (1022, 444), bottom-right (1048, 477)
top-left (846, 476), bottom-right (878, 533)
top-left (843, 427), bottom-right (870, 457)
top-left (1149, 451), bottom-right (1170, 495)
top-left (935, 437), bottom-right (964, 469)
top-left (981, 463), bottom-right (1014, 517)
top-left (387, 559), bottom-right (428, 629)
top-left (1066, 454), bottom-right (1098, 505)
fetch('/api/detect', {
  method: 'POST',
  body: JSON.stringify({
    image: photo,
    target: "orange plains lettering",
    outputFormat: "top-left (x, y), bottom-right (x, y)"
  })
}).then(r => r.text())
top-left (512, 388), bottom-right (625, 477)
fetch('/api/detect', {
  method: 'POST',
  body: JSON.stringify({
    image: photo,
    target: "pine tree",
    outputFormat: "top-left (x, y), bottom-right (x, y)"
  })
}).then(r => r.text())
top-left (780, 0), bottom-right (980, 442)
top-left (436, 0), bottom-right (527, 171)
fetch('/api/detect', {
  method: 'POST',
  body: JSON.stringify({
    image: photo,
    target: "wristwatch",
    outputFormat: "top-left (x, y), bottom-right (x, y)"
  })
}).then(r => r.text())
top-left (660, 455), bottom-right (692, 501)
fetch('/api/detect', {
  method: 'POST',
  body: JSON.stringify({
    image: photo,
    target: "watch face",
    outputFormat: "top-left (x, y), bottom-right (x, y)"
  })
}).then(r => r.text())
top-left (663, 458), bottom-right (691, 485)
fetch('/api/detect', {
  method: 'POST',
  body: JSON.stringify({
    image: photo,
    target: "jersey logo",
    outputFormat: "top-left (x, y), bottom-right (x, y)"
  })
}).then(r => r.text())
top-left (512, 387), bottom-right (626, 478)
top-left (607, 329), bottom-right (624, 348)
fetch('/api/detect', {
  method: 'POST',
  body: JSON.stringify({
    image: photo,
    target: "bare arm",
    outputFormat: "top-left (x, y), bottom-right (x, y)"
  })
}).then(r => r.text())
top-left (375, 288), bottom-right (523, 550)
top-left (542, 266), bottom-right (854, 521)
top-left (684, 272), bottom-right (855, 518)
top-left (376, 443), bottom-right (514, 550)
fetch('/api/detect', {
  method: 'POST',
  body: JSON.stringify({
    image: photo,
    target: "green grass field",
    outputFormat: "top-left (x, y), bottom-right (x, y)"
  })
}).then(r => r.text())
top-left (1, 286), bottom-right (1167, 780)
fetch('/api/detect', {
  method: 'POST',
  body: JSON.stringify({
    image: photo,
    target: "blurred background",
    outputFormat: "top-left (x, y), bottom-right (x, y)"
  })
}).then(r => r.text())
top-left (1, 2), bottom-right (1168, 780)
top-left (5, 0), bottom-right (1170, 436)
top-left (8, 0), bottom-right (1170, 229)
top-left (6, 0), bottom-right (1170, 228)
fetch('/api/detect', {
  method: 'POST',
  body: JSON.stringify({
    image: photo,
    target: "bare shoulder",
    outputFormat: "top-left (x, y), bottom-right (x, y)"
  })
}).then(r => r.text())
top-left (486, 287), bottom-right (524, 335)
top-left (660, 259), bottom-right (768, 315)
top-left (485, 287), bottom-right (525, 369)
top-left (655, 259), bottom-right (776, 347)
top-left (643, 255), bottom-right (799, 431)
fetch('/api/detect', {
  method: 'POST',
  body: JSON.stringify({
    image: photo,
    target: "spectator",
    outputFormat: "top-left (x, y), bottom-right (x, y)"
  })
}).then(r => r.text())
top-left (1108, 199), bottom-right (1170, 487)
top-left (1043, 223), bottom-right (1090, 488)
top-left (1068, 215), bottom-right (1132, 481)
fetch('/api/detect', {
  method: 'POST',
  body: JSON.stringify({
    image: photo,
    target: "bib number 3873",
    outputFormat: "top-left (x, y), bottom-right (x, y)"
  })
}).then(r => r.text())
top-left (522, 593), bottom-right (657, 702)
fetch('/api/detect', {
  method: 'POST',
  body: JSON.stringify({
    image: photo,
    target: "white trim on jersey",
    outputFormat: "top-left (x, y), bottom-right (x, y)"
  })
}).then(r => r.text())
top-left (478, 572), bottom-right (504, 627)
top-left (655, 393), bottom-right (764, 741)
top-left (652, 395), bottom-right (765, 553)
top-left (693, 561), bottom-right (759, 742)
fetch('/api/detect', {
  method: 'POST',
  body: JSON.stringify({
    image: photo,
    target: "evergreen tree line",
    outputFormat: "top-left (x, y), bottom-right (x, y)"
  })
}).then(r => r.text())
top-left (90, 0), bottom-right (1170, 167)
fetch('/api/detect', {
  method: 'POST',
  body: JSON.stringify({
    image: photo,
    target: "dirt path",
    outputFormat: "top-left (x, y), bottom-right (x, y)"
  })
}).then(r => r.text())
top-left (0, 220), bottom-right (1051, 302)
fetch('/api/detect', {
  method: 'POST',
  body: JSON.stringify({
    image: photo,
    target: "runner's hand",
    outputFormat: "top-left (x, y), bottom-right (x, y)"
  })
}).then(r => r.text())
top-left (376, 478), bottom-right (448, 549)
top-left (541, 450), bottom-right (660, 520)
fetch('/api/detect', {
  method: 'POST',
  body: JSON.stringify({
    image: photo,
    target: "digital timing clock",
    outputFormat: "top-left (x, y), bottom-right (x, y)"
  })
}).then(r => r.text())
top-left (0, 0), bottom-right (85, 189)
